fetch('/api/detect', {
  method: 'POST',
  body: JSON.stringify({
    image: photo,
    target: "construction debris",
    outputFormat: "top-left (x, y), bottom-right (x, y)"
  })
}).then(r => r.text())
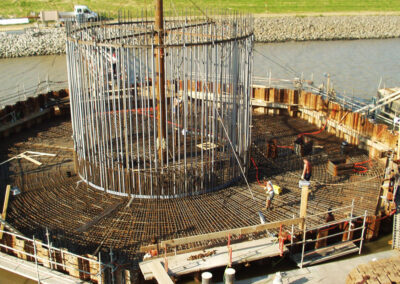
top-left (187, 250), bottom-right (216, 261)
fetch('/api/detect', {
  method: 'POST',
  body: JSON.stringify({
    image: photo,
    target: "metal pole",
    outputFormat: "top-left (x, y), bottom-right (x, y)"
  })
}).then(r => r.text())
top-left (98, 252), bottom-right (102, 284)
top-left (45, 228), bottom-right (53, 270)
top-left (359, 210), bottom-right (368, 254)
top-left (348, 199), bottom-right (354, 241)
top-left (300, 224), bottom-right (306, 268)
top-left (290, 214), bottom-right (295, 257)
top-left (398, 126), bottom-right (400, 160)
top-left (33, 236), bottom-right (40, 283)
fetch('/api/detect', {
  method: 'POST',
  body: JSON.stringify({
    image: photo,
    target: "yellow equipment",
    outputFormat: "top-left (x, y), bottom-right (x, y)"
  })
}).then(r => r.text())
top-left (273, 184), bottom-right (282, 195)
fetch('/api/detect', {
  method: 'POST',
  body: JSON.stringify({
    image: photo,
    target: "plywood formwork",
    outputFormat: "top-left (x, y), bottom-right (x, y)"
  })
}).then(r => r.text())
top-left (251, 87), bottom-right (398, 157)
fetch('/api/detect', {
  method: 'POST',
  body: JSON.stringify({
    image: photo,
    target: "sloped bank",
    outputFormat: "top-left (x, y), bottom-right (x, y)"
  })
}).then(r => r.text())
top-left (254, 15), bottom-right (400, 42)
top-left (1, 15), bottom-right (400, 58)
top-left (0, 28), bottom-right (65, 58)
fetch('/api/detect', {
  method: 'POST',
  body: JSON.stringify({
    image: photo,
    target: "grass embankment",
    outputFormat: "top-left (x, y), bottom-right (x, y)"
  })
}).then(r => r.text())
top-left (1, 0), bottom-right (400, 18)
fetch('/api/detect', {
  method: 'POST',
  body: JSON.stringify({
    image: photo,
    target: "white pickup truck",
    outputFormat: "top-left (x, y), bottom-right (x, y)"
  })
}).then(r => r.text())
top-left (40, 5), bottom-right (98, 23)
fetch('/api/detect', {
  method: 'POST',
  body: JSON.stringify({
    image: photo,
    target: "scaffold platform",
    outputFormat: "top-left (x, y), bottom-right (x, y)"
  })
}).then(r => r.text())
top-left (140, 237), bottom-right (285, 280)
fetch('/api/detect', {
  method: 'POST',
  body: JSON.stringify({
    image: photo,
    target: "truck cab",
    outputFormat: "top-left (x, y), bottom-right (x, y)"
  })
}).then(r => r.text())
top-left (74, 5), bottom-right (98, 22)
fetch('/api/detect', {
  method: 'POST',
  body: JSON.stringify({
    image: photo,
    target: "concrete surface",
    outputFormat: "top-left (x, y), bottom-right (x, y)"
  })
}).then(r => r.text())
top-left (230, 249), bottom-right (400, 284)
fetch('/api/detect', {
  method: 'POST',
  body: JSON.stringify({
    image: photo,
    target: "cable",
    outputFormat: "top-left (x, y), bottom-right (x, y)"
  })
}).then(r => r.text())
top-left (216, 112), bottom-right (254, 200)
top-left (274, 117), bottom-right (328, 149)
top-left (297, 120), bottom-right (328, 137)
top-left (186, 0), bottom-right (214, 22)
top-left (353, 159), bottom-right (372, 173)
top-left (250, 157), bottom-right (264, 186)
top-left (199, 79), bottom-right (256, 200)
top-left (254, 48), bottom-right (299, 78)
top-left (168, 0), bottom-right (179, 18)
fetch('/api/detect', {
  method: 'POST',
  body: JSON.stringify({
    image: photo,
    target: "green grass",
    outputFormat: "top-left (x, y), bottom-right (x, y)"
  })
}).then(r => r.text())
top-left (266, 0), bottom-right (400, 13)
top-left (1, 0), bottom-right (400, 18)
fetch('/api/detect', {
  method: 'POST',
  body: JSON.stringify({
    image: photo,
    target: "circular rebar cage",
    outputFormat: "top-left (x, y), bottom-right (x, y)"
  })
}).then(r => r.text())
top-left (66, 12), bottom-right (254, 198)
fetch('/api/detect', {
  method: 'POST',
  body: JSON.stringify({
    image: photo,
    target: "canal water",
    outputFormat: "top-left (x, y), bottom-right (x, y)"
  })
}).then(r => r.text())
top-left (254, 38), bottom-right (400, 100)
top-left (1, 38), bottom-right (400, 107)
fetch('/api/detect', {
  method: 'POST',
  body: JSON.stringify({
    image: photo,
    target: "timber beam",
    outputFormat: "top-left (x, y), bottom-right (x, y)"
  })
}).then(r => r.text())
top-left (140, 217), bottom-right (303, 252)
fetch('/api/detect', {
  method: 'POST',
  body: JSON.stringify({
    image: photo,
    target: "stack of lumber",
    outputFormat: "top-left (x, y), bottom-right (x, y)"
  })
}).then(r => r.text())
top-left (327, 158), bottom-right (354, 176)
top-left (346, 255), bottom-right (400, 283)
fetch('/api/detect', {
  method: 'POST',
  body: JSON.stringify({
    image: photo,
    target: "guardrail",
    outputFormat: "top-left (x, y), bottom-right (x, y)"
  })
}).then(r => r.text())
top-left (0, 228), bottom-right (106, 283)
top-left (285, 201), bottom-right (368, 268)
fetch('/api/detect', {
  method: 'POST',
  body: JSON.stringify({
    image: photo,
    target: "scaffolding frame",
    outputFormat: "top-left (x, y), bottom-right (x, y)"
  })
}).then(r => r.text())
top-left (286, 203), bottom-right (368, 268)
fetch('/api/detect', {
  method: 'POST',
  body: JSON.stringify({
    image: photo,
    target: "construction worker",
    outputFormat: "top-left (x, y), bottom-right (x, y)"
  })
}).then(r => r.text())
top-left (265, 180), bottom-right (275, 210)
top-left (301, 158), bottom-right (312, 181)
top-left (294, 135), bottom-right (305, 156)
top-left (143, 236), bottom-right (158, 260)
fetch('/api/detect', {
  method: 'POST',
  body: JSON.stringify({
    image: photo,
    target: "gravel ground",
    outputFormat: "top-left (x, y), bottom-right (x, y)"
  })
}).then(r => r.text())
top-left (1, 15), bottom-right (400, 58)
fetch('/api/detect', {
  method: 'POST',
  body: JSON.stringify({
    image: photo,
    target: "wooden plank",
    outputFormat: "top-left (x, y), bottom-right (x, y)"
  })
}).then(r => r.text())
top-left (292, 241), bottom-right (358, 267)
top-left (140, 217), bottom-right (303, 252)
top-left (150, 261), bottom-right (174, 284)
top-left (76, 202), bottom-right (123, 232)
top-left (303, 247), bottom-right (359, 266)
top-left (299, 186), bottom-right (309, 230)
top-left (303, 240), bottom-right (357, 257)
top-left (14, 143), bottom-right (73, 152)
top-left (0, 185), bottom-right (11, 239)
top-left (19, 153), bottom-right (42, 166)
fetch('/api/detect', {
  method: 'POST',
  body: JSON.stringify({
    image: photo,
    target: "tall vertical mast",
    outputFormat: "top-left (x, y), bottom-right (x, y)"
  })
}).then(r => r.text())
top-left (155, 0), bottom-right (167, 164)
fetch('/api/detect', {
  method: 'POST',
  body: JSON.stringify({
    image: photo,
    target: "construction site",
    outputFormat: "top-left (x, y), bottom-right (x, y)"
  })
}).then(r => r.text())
top-left (0, 2), bottom-right (399, 283)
